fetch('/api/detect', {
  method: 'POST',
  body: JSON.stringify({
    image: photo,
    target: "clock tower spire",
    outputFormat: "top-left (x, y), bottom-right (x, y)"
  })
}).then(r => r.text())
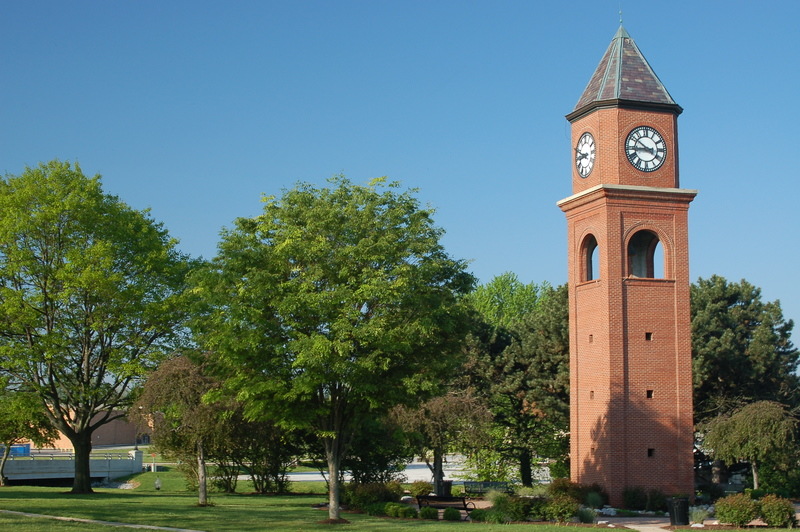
top-left (558, 27), bottom-right (696, 506)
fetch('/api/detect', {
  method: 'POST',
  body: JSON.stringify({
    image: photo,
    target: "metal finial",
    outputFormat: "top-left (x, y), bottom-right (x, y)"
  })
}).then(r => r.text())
top-left (619, 7), bottom-right (623, 25)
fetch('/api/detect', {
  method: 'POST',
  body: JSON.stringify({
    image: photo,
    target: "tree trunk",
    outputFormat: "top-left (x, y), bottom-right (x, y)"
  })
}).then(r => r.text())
top-left (197, 439), bottom-right (208, 506)
top-left (520, 450), bottom-right (533, 486)
top-left (324, 437), bottom-right (343, 521)
top-left (0, 443), bottom-right (11, 486)
top-left (433, 447), bottom-right (445, 496)
top-left (71, 431), bottom-right (94, 493)
top-left (751, 460), bottom-right (759, 491)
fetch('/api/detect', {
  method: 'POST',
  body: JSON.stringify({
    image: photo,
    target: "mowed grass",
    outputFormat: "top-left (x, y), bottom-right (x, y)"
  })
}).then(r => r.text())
top-left (0, 469), bottom-right (648, 531)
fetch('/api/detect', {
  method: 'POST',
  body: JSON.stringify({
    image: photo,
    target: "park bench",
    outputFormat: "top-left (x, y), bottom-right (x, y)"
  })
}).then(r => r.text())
top-left (462, 481), bottom-right (513, 495)
top-left (416, 495), bottom-right (476, 520)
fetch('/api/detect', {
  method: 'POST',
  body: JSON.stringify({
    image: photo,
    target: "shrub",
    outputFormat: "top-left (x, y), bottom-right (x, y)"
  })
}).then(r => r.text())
top-left (442, 507), bottom-right (462, 521)
top-left (364, 503), bottom-right (387, 516)
top-left (585, 491), bottom-right (605, 509)
top-left (544, 493), bottom-right (580, 523)
top-left (506, 496), bottom-right (541, 521)
top-left (582, 483), bottom-right (609, 508)
top-left (342, 482), bottom-right (401, 510)
top-left (622, 486), bottom-right (648, 510)
top-left (409, 480), bottom-right (433, 497)
top-left (384, 502), bottom-right (418, 518)
top-left (715, 493), bottom-right (759, 527)
top-left (689, 507), bottom-right (709, 524)
top-left (419, 506), bottom-right (438, 520)
top-left (577, 507), bottom-right (596, 523)
top-left (526, 497), bottom-right (549, 521)
top-left (469, 508), bottom-right (488, 522)
top-left (759, 494), bottom-right (797, 528)
top-left (646, 489), bottom-right (667, 512)
top-left (548, 478), bottom-right (583, 501)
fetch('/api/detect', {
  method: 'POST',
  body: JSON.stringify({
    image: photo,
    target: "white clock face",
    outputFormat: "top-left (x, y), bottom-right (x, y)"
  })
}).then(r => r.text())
top-left (575, 132), bottom-right (596, 178)
top-left (625, 126), bottom-right (666, 172)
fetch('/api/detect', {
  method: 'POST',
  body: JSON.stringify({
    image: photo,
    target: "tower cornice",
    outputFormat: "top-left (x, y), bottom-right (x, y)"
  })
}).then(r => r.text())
top-left (557, 183), bottom-right (697, 212)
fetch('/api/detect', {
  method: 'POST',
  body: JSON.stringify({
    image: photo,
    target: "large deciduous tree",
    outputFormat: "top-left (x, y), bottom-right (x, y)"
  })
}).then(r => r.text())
top-left (0, 160), bottom-right (193, 493)
top-left (691, 275), bottom-right (800, 423)
top-left (190, 176), bottom-right (474, 521)
top-left (702, 400), bottom-right (797, 490)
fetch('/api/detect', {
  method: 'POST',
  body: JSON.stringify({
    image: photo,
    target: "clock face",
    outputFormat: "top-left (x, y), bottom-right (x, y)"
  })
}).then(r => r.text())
top-left (575, 132), bottom-right (596, 178)
top-left (625, 126), bottom-right (666, 172)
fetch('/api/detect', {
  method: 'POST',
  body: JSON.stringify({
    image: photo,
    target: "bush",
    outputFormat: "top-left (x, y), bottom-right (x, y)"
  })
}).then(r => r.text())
top-left (715, 493), bottom-right (759, 527)
top-left (585, 491), bottom-right (605, 509)
top-left (409, 480), bottom-right (433, 497)
top-left (384, 502), bottom-right (418, 518)
top-left (364, 503), bottom-right (387, 516)
top-left (506, 496), bottom-right (542, 521)
top-left (759, 494), bottom-right (797, 528)
top-left (689, 507), bottom-right (709, 524)
top-left (442, 507), bottom-right (462, 521)
top-left (515, 484), bottom-right (548, 497)
top-left (525, 497), bottom-right (549, 521)
top-left (577, 507), bottom-right (596, 523)
top-left (469, 508), bottom-right (488, 522)
top-left (647, 489), bottom-right (667, 512)
top-left (544, 493), bottom-right (580, 523)
top-left (622, 486), bottom-right (648, 510)
top-left (419, 506), bottom-right (438, 520)
top-left (548, 478), bottom-right (583, 501)
top-left (342, 482), bottom-right (401, 510)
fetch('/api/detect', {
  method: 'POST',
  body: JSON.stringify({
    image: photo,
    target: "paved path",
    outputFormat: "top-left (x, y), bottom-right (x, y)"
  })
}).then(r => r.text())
top-left (602, 515), bottom-right (671, 532)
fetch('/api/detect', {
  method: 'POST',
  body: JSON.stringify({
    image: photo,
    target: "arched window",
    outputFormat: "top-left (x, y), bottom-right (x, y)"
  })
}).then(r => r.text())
top-left (627, 230), bottom-right (663, 278)
top-left (581, 234), bottom-right (600, 281)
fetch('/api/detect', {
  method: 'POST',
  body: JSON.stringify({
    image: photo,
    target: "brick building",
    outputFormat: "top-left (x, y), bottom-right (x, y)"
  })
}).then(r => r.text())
top-left (558, 26), bottom-right (696, 505)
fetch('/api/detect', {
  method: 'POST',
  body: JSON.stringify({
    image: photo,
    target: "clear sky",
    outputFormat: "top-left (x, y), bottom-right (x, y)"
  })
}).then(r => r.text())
top-left (2, 1), bottom-right (799, 324)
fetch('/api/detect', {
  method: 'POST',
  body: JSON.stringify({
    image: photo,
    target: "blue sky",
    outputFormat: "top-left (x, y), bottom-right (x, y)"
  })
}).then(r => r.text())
top-left (2, 1), bottom-right (800, 325)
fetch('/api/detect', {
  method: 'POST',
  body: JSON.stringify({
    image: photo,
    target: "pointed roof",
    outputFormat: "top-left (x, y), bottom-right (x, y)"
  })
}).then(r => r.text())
top-left (568, 26), bottom-right (681, 120)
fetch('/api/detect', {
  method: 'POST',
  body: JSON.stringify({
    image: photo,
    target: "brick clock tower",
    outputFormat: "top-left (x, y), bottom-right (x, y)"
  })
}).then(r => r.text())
top-left (557, 26), bottom-right (696, 505)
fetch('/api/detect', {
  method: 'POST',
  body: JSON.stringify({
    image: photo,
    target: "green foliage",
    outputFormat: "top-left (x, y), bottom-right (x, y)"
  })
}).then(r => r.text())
top-left (468, 508), bottom-right (488, 522)
top-left (408, 480), bottom-right (433, 497)
top-left (463, 282), bottom-right (570, 485)
top-left (419, 506), bottom-right (438, 520)
top-left (576, 507), bottom-right (596, 524)
top-left (342, 482), bottom-right (401, 510)
top-left (547, 478), bottom-right (583, 501)
top-left (515, 484), bottom-right (548, 497)
top-left (363, 502), bottom-right (388, 516)
top-left (442, 507), bottom-right (461, 521)
top-left (0, 160), bottom-right (194, 493)
top-left (758, 494), bottom-right (797, 528)
top-left (703, 400), bottom-right (797, 490)
top-left (384, 502), bottom-right (417, 518)
top-left (691, 276), bottom-right (800, 422)
top-left (462, 445), bottom-right (515, 482)
top-left (506, 496), bottom-right (546, 521)
top-left (585, 491), bottom-right (605, 509)
top-left (543, 493), bottom-right (580, 523)
top-left (190, 176), bottom-right (474, 520)
top-left (714, 493), bottom-right (759, 527)
top-left (622, 486), bottom-right (665, 511)
top-left (343, 416), bottom-right (412, 484)
top-left (690, 507), bottom-right (710, 524)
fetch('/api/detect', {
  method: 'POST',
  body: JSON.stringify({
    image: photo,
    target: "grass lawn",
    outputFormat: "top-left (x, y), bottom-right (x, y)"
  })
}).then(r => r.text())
top-left (0, 469), bottom-right (596, 531)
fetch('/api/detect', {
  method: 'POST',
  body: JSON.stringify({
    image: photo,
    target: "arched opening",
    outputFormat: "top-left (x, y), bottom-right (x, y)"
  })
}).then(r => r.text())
top-left (581, 234), bottom-right (600, 281)
top-left (627, 230), bottom-right (664, 278)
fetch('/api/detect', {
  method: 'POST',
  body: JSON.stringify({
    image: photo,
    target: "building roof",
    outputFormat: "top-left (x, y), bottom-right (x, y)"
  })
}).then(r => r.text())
top-left (570, 26), bottom-right (681, 118)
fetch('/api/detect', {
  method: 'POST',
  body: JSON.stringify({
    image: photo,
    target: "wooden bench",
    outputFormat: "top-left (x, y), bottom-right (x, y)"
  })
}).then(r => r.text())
top-left (416, 495), bottom-right (476, 519)
top-left (463, 481), bottom-right (513, 495)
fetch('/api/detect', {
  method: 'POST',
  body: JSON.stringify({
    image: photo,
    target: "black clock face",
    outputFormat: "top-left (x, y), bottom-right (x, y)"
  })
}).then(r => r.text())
top-left (625, 126), bottom-right (666, 172)
top-left (575, 132), bottom-right (596, 178)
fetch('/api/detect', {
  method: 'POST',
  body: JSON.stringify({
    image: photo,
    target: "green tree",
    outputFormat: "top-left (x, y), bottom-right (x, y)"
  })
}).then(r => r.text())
top-left (190, 176), bottom-right (474, 520)
top-left (0, 161), bottom-right (193, 493)
top-left (0, 379), bottom-right (59, 485)
top-left (691, 276), bottom-right (800, 423)
top-left (391, 390), bottom-right (493, 494)
top-left (702, 400), bottom-right (797, 490)
top-left (133, 354), bottom-right (221, 505)
top-left (468, 272), bottom-right (542, 329)
top-left (464, 279), bottom-right (569, 485)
